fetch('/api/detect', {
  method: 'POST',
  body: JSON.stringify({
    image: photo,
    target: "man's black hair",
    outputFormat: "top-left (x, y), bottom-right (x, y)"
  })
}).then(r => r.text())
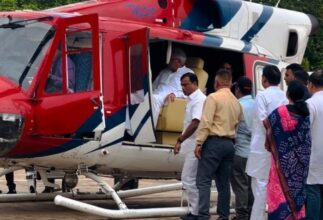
top-left (309, 70), bottom-right (323, 87)
top-left (236, 76), bottom-right (253, 95)
top-left (262, 65), bottom-right (281, 85)
top-left (286, 63), bottom-right (303, 73)
top-left (293, 70), bottom-right (310, 86)
top-left (181, 72), bottom-right (199, 86)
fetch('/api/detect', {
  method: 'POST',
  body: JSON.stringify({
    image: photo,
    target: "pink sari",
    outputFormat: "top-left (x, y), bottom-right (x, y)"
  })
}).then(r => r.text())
top-left (264, 105), bottom-right (311, 220)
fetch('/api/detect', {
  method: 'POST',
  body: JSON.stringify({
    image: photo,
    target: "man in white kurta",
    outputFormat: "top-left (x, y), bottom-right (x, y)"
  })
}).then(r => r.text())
top-left (174, 73), bottom-right (206, 220)
top-left (305, 70), bottom-right (323, 220)
top-left (152, 48), bottom-right (193, 125)
top-left (246, 65), bottom-right (288, 220)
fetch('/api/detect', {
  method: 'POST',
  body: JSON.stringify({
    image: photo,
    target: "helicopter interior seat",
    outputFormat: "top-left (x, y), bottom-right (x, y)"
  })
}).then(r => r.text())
top-left (156, 57), bottom-right (208, 145)
top-left (70, 52), bottom-right (93, 92)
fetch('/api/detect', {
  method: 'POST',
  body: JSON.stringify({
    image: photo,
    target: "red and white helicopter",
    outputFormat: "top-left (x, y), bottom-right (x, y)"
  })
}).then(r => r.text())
top-left (0, 0), bottom-right (318, 218)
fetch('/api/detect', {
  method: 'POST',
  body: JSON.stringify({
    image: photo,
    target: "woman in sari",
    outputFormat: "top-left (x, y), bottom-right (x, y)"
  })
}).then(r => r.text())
top-left (264, 80), bottom-right (311, 220)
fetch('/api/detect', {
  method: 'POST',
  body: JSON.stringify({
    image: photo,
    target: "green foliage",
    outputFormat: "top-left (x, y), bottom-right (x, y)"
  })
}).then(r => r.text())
top-left (0, 0), bottom-right (83, 10)
top-left (0, 0), bottom-right (322, 69)
top-left (253, 0), bottom-right (323, 70)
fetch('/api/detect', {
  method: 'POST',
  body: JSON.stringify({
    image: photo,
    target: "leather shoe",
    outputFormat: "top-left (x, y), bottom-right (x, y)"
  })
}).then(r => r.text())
top-left (7, 189), bottom-right (16, 194)
top-left (42, 187), bottom-right (54, 193)
top-left (180, 213), bottom-right (198, 220)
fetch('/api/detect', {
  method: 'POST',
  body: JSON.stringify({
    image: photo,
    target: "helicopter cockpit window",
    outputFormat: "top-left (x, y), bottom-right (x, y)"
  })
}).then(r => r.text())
top-left (66, 25), bottom-right (93, 93)
top-left (45, 41), bottom-right (68, 93)
top-left (44, 24), bottom-right (93, 94)
top-left (0, 18), bottom-right (53, 89)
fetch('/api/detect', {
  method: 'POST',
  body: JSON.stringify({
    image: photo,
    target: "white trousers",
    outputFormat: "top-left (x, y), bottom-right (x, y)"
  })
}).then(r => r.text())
top-left (250, 177), bottom-right (268, 220)
top-left (181, 152), bottom-right (199, 215)
top-left (152, 93), bottom-right (167, 126)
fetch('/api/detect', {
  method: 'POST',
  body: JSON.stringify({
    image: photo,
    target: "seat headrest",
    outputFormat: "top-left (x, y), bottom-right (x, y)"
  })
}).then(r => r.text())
top-left (186, 57), bottom-right (205, 69)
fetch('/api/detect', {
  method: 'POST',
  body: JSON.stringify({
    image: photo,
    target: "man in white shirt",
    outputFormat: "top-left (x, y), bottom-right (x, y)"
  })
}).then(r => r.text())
top-left (152, 48), bottom-right (193, 125)
top-left (174, 73), bottom-right (206, 220)
top-left (246, 65), bottom-right (288, 220)
top-left (306, 70), bottom-right (323, 220)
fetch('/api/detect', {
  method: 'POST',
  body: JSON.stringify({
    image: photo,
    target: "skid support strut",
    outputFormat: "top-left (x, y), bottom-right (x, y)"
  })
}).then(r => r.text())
top-left (54, 171), bottom-right (218, 218)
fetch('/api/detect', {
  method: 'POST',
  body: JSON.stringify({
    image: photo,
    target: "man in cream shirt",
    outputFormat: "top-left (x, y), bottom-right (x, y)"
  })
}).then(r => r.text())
top-left (246, 65), bottom-right (288, 220)
top-left (195, 69), bottom-right (242, 220)
top-left (306, 70), bottom-right (323, 220)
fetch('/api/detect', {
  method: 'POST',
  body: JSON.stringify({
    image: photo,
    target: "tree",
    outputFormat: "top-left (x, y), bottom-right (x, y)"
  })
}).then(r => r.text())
top-left (253, 0), bottom-right (323, 70)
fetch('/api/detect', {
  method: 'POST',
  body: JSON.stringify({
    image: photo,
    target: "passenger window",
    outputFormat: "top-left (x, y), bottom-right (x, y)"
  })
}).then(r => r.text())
top-left (286, 31), bottom-right (298, 57)
top-left (129, 44), bottom-right (145, 104)
top-left (255, 64), bottom-right (265, 92)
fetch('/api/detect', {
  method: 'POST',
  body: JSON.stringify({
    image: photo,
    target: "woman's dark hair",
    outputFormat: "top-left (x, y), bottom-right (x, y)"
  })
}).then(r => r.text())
top-left (287, 80), bottom-right (309, 116)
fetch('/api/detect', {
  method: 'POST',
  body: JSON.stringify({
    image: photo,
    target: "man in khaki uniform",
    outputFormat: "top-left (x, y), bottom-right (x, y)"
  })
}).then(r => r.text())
top-left (195, 69), bottom-right (242, 220)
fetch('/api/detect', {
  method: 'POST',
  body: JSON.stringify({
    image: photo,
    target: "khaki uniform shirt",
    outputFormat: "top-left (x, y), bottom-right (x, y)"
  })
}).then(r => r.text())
top-left (196, 88), bottom-right (242, 145)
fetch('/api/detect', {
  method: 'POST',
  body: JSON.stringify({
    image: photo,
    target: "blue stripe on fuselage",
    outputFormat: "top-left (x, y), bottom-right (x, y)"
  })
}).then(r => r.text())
top-left (12, 107), bottom-right (127, 158)
top-left (180, 0), bottom-right (242, 32)
top-left (202, 34), bottom-right (223, 48)
top-left (241, 5), bottom-right (273, 42)
top-left (75, 108), bottom-right (103, 135)
top-left (87, 108), bottom-right (151, 154)
top-left (241, 42), bottom-right (253, 52)
top-left (14, 139), bottom-right (89, 158)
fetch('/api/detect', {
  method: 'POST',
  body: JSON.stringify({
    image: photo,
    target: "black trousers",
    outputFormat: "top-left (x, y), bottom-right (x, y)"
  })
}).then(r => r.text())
top-left (5, 172), bottom-right (15, 190)
top-left (196, 136), bottom-right (235, 220)
top-left (230, 155), bottom-right (254, 220)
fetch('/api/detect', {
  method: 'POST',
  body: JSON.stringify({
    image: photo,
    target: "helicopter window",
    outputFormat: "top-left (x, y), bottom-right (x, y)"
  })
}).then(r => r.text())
top-left (286, 31), bottom-right (298, 57)
top-left (44, 25), bottom-right (93, 94)
top-left (129, 44), bottom-right (145, 104)
top-left (44, 41), bottom-right (66, 93)
top-left (0, 19), bottom-right (53, 89)
top-left (67, 29), bottom-right (93, 92)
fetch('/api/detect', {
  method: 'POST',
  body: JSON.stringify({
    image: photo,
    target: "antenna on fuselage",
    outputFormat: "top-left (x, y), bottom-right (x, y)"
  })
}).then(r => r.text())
top-left (275, 0), bottom-right (281, 7)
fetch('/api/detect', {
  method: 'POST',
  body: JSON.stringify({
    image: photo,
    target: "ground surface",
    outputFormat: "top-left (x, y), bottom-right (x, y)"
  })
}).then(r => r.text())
top-left (0, 170), bottom-right (222, 219)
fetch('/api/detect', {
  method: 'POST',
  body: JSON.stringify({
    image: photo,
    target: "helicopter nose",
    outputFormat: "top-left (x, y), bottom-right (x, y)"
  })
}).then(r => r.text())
top-left (0, 113), bottom-right (24, 157)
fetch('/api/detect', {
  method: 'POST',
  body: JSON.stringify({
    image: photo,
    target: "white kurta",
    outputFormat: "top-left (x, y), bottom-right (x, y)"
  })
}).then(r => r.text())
top-left (180, 89), bottom-right (206, 216)
top-left (152, 66), bottom-right (193, 124)
top-left (246, 86), bottom-right (288, 179)
top-left (246, 86), bottom-right (288, 220)
top-left (306, 91), bottom-right (323, 184)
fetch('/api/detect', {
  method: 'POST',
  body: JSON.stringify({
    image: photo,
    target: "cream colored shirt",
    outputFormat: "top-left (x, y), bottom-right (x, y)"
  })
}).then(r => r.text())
top-left (196, 88), bottom-right (242, 145)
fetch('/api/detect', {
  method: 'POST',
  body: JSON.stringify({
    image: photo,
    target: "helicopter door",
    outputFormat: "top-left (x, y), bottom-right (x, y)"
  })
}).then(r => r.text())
top-left (125, 28), bottom-right (156, 143)
top-left (243, 53), bottom-right (287, 96)
top-left (33, 14), bottom-right (104, 140)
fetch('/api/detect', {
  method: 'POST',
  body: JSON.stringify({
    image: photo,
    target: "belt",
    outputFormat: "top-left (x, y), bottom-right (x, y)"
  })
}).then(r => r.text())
top-left (208, 135), bottom-right (234, 141)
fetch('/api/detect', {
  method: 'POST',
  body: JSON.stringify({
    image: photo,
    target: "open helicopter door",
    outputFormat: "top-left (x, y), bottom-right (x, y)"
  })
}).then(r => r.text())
top-left (33, 14), bottom-right (105, 143)
top-left (125, 28), bottom-right (156, 143)
top-left (243, 53), bottom-right (287, 95)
